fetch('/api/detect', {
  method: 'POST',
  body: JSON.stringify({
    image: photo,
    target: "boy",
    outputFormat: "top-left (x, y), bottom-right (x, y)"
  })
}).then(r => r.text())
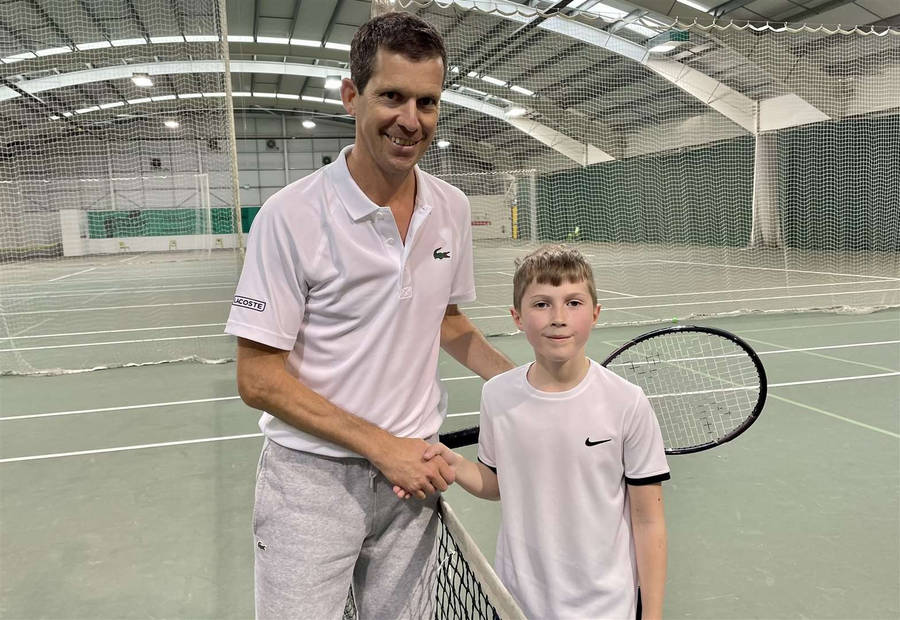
top-left (398, 244), bottom-right (669, 619)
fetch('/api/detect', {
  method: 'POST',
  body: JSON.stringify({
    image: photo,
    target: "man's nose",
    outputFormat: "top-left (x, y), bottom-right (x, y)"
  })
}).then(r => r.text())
top-left (396, 100), bottom-right (420, 132)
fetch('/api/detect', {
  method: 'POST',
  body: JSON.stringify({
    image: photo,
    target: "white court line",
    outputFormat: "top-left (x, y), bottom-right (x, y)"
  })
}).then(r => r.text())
top-left (0, 322), bottom-right (224, 342)
top-left (464, 287), bottom-right (900, 319)
top-left (1, 281), bottom-right (236, 301)
top-left (47, 267), bottom-right (96, 282)
top-left (2, 370), bottom-right (897, 463)
top-left (1, 396), bottom-right (240, 421)
top-left (657, 259), bottom-right (900, 282)
top-left (12, 318), bottom-right (51, 337)
top-left (4, 333), bottom-right (229, 352)
top-left (2, 299), bottom-right (229, 316)
top-left (740, 317), bottom-right (900, 334)
top-left (0, 433), bottom-right (264, 464)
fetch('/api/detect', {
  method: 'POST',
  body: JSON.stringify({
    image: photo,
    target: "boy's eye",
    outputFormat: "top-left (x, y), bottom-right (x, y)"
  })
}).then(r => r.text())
top-left (568, 300), bottom-right (583, 307)
top-left (533, 301), bottom-right (549, 309)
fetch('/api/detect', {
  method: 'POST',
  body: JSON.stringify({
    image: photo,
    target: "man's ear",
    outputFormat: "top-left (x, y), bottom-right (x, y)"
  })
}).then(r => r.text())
top-left (341, 78), bottom-right (358, 115)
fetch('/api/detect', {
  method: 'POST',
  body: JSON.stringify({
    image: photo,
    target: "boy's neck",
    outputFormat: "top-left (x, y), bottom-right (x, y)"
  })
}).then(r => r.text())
top-left (526, 355), bottom-right (591, 392)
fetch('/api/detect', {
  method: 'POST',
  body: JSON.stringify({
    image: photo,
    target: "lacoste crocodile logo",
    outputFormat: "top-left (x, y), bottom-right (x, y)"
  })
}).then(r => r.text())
top-left (433, 247), bottom-right (451, 260)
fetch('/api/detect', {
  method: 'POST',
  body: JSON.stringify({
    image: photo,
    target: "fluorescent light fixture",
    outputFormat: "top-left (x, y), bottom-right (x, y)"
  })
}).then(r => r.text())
top-left (505, 106), bottom-right (527, 118)
top-left (252, 92), bottom-right (276, 98)
top-left (231, 91), bottom-right (251, 97)
top-left (324, 41), bottom-right (351, 51)
top-left (99, 101), bottom-right (125, 109)
top-left (624, 23), bottom-right (660, 38)
top-left (436, 139), bottom-right (450, 148)
top-left (35, 46), bottom-right (71, 57)
top-left (4, 52), bottom-right (36, 61)
top-left (510, 84), bottom-right (534, 96)
top-left (302, 95), bottom-right (322, 102)
top-left (151, 94), bottom-right (177, 101)
top-left (127, 97), bottom-right (152, 104)
top-left (1, 57), bottom-right (26, 64)
top-left (75, 106), bottom-right (100, 114)
top-left (49, 115), bottom-right (61, 120)
top-left (164, 119), bottom-right (180, 129)
top-left (62, 112), bottom-right (73, 117)
top-left (111, 38), bottom-right (146, 47)
top-left (302, 119), bottom-right (316, 129)
top-left (587, 3), bottom-right (628, 18)
top-left (481, 75), bottom-right (506, 87)
top-left (257, 36), bottom-right (290, 45)
top-left (291, 38), bottom-right (321, 47)
top-left (227, 35), bottom-right (255, 43)
top-left (131, 73), bottom-right (153, 87)
top-left (202, 92), bottom-right (225, 97)
top-left (450, 66), bottom-right (460, 74)
top-left (76, 41), bottom-right (112, 50)
top-left (185, 35), bottom-right (219, 42)
top-left (150, 36), bottom-right (185, 44)
top-left (178, 93), bottom-right (203, 99)
top-left (567, 0), bottom-right (590, 8)
top-left (467, 71), bottom-right (478, 78)
top-left (674, 0), bottom-right (710, 11)
top-left (323, 98), bottom-right (343, 106)
top-left (324, 75), bottom-right (342, 90)
top-left (649, 42), bottom-right (679, 52)
top-left (276, 93), bottom-right (299, 100)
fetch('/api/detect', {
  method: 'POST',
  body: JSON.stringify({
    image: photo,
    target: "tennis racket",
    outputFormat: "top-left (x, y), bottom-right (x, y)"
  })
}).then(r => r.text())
top-left (440, 325), bottom-right (767, 455)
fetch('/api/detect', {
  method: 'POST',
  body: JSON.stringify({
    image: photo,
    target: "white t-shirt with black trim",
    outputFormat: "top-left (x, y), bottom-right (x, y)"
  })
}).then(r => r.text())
top-left (478, 359), bottom-right (670, 620)
top-left (225, 145), bottom-right (475, 457)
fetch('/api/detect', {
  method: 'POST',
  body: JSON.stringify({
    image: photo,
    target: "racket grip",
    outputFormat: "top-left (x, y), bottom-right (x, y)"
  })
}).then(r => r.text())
top-left (438, 426), bottom-right (479, 449)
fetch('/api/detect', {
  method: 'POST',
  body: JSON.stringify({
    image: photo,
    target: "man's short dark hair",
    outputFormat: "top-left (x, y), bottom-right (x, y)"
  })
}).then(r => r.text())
top-left (350, 12), bottom-right (447, 94)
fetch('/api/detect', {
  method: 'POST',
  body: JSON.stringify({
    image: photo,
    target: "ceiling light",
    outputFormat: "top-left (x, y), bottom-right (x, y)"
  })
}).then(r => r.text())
top-left (674, 0), bottom-right (710, 11)
top-left (164, 119), bottom-right (180, 129)
top-left (436, 140), bottom-right (450, 148)
top-left (324, 75), bottom-right (342, 90)
top-left (131, 73), bottom-right (153, 87)
top-left (510, 85), bottom-right (534, 96)
top-left (302, 119), bottom-right (316, 129)
top-left (481, 75), bottom-right (507, 87)
top-left (505, 106), bottom-right (527, 118)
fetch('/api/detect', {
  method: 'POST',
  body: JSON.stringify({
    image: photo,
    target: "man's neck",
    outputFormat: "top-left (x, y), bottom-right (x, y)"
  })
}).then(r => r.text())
top-left (346, 147), bottom-right (416, 208)
top-left (526, 355), bottom-right (591, 393)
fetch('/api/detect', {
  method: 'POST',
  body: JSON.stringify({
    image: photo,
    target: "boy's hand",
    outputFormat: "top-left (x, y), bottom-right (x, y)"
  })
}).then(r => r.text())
top-left (392, 442), bottom-right (460, 500)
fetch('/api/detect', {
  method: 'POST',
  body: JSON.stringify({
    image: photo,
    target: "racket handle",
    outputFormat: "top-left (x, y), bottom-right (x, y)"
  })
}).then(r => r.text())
top-left (438, 426), bottom-right (479, 449)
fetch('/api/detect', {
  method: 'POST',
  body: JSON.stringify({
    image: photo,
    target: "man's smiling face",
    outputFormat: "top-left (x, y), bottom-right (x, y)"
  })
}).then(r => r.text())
top-left (342, 47), bottom-right (444, 184)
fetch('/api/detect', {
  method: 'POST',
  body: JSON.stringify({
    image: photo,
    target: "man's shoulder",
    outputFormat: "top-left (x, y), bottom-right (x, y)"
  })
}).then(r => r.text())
top-left (417, 168), bottom-right (469, 208)
top-left (263, 167), bottom-right (330, 212)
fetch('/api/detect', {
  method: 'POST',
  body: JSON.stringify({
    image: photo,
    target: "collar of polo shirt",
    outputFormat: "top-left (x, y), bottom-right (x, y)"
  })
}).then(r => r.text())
top-left (328, 145), bottom-right (434, 221)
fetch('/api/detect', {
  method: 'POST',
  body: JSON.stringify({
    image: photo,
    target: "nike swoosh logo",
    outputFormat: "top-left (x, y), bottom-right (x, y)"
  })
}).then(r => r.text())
top-left (585, 438), bottom-right (612, 446)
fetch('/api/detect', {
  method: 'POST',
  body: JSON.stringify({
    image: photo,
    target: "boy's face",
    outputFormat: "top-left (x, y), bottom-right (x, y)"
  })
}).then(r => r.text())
top-left (510, 278), bottom-right (600, 366)
top-left (342, 48), bottom-right (443, 183)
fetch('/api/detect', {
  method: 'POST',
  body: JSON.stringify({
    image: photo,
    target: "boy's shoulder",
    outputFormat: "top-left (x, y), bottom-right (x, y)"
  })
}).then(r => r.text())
top-left (482, 363), bottom-right (529, 394)
top-left (587, 359), bottom-right (645, 397)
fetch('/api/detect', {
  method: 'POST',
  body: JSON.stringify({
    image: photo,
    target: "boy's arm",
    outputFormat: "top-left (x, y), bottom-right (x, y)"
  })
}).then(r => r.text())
top-left (628, 483), bottom-right (667, 620)
top-left (393, 443), bottom-right (500, 501)
top-left (441, 305), bottom-right (514, 380)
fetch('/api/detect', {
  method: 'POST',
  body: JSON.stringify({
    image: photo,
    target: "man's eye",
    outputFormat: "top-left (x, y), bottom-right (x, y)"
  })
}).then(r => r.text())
top-left (419, 97), bottom-right (436, 107)
top-left (383, 92), bottom-right (398, 100)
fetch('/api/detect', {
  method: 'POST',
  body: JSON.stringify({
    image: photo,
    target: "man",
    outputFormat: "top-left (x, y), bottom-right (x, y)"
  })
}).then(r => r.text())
top-left (225, 12), bottom-right (513, 619)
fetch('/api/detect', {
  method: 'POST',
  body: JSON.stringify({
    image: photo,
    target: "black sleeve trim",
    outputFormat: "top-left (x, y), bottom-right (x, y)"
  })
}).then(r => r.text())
top-left (626, 472), bottom-right (670, 486)
top-left (477, 457), bottom-right (497, 474)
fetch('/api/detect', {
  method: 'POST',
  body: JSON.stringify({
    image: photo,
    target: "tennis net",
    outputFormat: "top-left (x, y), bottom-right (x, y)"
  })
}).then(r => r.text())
top-left (342, 498), bottom-right (524, 619)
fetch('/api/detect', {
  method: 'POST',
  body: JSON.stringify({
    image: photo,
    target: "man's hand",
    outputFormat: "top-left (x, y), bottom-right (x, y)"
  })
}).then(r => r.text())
top-left (392, 442), bottom-right (461, 499)
top-left (374, 436), bottom-right (455, 500)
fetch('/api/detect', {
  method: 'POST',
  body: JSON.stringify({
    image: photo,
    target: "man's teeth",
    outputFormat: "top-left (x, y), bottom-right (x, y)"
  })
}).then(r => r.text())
top-left (389, 136), bottom-right (417, 146)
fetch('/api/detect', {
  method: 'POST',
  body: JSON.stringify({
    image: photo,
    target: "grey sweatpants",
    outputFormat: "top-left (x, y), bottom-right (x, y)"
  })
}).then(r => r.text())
top-left (253, 440), bottom-right (439, 619)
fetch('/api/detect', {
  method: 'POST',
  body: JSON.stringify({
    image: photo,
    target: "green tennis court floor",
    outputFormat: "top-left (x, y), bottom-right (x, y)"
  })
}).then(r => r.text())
top-left (1, 309), bottom-right (898, 619)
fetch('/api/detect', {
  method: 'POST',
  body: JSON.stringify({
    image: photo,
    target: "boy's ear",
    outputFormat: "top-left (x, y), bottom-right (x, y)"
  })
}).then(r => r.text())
top-left (509, 306), bottom-right (524, 331)
top-left (593, 304), bottom-right (601, 324)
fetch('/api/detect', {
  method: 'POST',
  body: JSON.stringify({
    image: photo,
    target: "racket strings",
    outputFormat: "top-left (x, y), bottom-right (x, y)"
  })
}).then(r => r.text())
top-left (608, 332), bottom-right (762, 450)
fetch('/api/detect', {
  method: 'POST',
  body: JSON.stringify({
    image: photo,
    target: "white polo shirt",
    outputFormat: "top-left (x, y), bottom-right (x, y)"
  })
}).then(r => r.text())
top-left (225, 145), bottom-right (475, 457)
top-left (478, 360), bottom-right (670, 620)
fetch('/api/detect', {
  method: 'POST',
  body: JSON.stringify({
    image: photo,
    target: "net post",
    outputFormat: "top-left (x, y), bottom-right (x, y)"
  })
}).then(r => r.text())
top-left (216, 0), bottom-right (244, 259)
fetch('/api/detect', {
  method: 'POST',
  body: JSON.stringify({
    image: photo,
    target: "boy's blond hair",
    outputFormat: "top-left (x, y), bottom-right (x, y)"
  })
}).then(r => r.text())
top-left (512, 244), bottom-right (597, 311)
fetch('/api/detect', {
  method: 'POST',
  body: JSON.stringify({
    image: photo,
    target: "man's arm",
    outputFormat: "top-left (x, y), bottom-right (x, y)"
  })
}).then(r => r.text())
top-left (236, 337), bottom-right (453, 499)
top-left (628, 483), bottom-right (667, 620)
top-left (440, 305), bottom-right (514, 380)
